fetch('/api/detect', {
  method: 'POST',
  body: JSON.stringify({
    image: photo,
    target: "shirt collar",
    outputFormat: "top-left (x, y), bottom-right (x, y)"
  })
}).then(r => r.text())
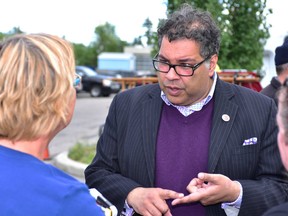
top-left (161, 72), bottom-right (217, 117)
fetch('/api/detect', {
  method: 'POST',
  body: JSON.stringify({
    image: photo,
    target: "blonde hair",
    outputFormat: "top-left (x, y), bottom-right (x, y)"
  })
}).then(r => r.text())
top-left (0, 33), bottom-right (75, 141)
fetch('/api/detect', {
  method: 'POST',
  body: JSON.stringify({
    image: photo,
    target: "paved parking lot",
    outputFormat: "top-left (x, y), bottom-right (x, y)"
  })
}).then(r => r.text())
top-left (49, 92), bottom-right (115, 158)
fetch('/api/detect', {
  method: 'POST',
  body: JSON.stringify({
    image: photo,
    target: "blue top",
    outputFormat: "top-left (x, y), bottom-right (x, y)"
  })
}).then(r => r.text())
top-left (0, 145), bottom-right (104, 216)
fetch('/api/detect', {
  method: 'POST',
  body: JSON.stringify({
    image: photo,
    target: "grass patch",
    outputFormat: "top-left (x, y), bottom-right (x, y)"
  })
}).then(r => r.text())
top-left (68, 142), bottom-right (96, 164)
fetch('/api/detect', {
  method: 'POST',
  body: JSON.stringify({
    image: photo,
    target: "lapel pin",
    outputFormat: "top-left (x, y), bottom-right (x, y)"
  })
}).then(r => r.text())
top-left (222, 114), bottom-right (230, 122)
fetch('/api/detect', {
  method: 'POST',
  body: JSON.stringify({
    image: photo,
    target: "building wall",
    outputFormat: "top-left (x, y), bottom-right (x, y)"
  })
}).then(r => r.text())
top-left (98, 52), bottom-right (136, 71)
top-left (124, 46), bottom-right (154, 72)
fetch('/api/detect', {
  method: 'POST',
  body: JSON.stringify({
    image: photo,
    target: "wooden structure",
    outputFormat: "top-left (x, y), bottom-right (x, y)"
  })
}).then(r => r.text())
top-left (217, 71), bottom-right (262, 92)
top-left (111, 71), bottom-right (262, 92)
top-left (111, 77), bottom-right (158, 91)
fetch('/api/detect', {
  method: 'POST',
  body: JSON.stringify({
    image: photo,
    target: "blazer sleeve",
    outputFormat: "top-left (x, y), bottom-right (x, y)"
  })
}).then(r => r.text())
top-left (84, 85), bottom-right (161, 213)
top-left (237, 98), bottom-right (288, 215)
top-left (262, 202), bottom-right (288, 215)
top-left (84, 93), bottom-right (141, 213)
top-left (208, 81), bottom-right (288, 216)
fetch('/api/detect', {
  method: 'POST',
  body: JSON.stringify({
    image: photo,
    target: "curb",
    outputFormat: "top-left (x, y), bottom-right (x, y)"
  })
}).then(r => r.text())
top-left (52, 151), bottom-right (88, 179)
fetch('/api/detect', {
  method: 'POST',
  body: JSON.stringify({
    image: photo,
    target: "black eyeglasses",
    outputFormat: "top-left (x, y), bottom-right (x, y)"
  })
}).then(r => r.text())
top-left (73, 73), bottom-right (82, 87)
top-left (152, 53), bottom-right (211, 77)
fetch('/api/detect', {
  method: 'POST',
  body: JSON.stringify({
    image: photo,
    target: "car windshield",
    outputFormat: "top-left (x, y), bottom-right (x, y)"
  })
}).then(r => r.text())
top-left (76, 66), bottom-right (97, 76)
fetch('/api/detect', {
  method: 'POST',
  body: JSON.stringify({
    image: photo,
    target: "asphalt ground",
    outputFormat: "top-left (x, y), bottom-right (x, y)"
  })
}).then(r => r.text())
top-left (49, 92), bottom-right (115, 158)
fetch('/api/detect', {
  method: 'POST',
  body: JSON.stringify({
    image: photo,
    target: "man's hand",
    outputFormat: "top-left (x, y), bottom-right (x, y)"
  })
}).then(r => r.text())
top-left (127, 187), bottom-right (184, 216)
top-left (171, 172), bottom-right (240, 206)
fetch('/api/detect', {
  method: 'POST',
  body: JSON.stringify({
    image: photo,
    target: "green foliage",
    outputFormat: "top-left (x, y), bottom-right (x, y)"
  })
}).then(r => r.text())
top-left (68, 142), bottom-right (96, 164)
top-left (93, 22), bottom-right (126, 54)
top-left (0, 27), bottom-right (24, 41)
top-left (73, 43), bottom-right (98, 68)
top-left (167, 0), bottom-right (186, 14)
top-left (73, 22), bottom-right (128, 67)
top-left (132, 36), bottom-right (143, 46)
top-left (151, 31), bottom-right (160, 57)
top-left (133, 18), bottom-right (159, 58)
top-left (0, 33), bottom-right (6, 41)
top-left (143, 18), bottom-right (154, 46)
top-left (218, 0), bottom-right (271, 70)
top-left (8, 27), bottom-right (24, 34)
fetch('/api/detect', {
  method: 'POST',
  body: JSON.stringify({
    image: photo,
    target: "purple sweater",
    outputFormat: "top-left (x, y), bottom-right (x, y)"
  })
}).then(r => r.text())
top-left (155, 99), bottom-right (214, 215)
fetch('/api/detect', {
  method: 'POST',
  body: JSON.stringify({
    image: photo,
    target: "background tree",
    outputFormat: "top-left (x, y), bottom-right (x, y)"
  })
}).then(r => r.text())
top-left (73, 43), bottom-right (97, 68)
top-left (0, 27), bottom-right (24, 41)
top-left (219, 0), bottom-right (271, 70)
top-left (133, 18), bottom-right (159, 58)
top-left (8, 27), bottom-right (24, 35)
top-left (92, 22), bottom-right (126, 54)
top-left (73, 22), bottom-right (128, 68)
top-left (0, 32), bottom-right (6, 41)
top-left (132, 36), bottom-right (142, 46)
top-left (143, 18), bottom-right (154, 46)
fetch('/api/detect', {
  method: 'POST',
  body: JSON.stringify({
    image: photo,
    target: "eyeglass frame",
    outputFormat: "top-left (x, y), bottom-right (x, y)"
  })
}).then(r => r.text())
top-left (73, 73), bottom-right (82, 87)
top-left (152, 53), bottom-right (211, 77)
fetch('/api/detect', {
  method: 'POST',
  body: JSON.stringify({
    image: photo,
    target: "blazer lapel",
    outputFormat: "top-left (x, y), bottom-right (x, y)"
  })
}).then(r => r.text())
top-left (208, 79), bottom-right (238, 173)
top-left (141, 87), bottom-right (163, 186)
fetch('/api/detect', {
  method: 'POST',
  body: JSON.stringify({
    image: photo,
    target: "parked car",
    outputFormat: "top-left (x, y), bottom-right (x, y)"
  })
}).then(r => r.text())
top-left (76, 66), bottom-right (121, 97)
top-left (97, 69), bottom-right (136, 78)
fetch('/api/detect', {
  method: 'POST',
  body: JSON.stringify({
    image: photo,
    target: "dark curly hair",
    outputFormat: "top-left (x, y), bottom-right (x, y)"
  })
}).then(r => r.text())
top-left (157, 3), bottom-right (221, 58)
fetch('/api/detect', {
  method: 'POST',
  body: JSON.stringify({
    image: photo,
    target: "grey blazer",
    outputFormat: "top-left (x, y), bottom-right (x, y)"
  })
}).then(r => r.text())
top-left (85, 78), bottom-right (288, 216)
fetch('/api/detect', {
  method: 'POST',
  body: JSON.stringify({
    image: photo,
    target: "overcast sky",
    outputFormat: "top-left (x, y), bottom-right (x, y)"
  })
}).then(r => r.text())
top-left (0, 0), bottom-right (167, 45)
top-left (0, 0), bottom-right (286, 49)
top-left (265, 0), bottom-right (288, 49)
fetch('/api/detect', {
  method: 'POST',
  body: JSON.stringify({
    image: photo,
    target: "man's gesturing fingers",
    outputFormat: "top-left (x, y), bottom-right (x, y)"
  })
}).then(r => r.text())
top-left (172, 173), bottom-right (241, 206)
top-left (127, 187), bottom-right (183, 215)
top-left (160, 188), bottom-right (184, 200)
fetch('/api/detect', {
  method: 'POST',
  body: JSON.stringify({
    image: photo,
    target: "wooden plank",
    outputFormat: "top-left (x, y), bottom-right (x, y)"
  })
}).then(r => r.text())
top-left (111, 75), bottom-right (260, 91)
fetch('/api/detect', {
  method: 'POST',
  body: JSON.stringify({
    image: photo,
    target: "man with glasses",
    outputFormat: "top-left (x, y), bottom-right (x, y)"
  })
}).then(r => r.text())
top-left (85, 3), bottom-right (288, 216)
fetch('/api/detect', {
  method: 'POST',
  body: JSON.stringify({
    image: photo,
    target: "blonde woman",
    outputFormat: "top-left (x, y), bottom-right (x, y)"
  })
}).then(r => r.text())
top-left (0, 33), bottom-right (104, 216)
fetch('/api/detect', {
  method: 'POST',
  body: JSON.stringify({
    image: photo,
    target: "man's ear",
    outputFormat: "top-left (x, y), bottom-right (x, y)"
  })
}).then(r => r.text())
top-left (209, 55), bottom-right (218, 77)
